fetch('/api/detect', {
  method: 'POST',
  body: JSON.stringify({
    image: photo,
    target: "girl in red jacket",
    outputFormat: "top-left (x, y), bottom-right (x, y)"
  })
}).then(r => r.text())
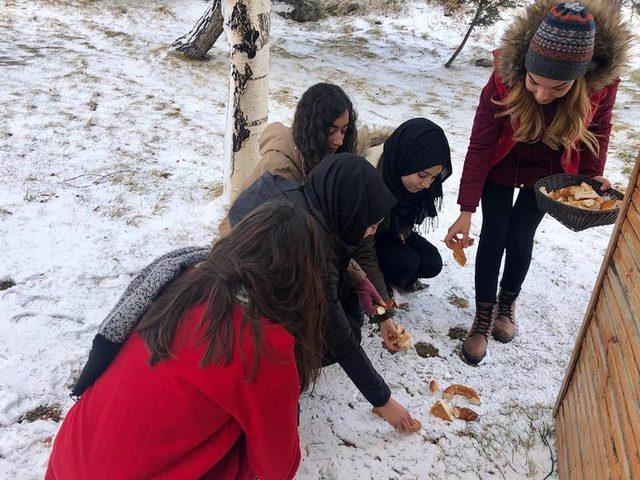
top-left (46, 201), bottom-right (327, 480)
top-left (445, 0), bottom-right (630, 364)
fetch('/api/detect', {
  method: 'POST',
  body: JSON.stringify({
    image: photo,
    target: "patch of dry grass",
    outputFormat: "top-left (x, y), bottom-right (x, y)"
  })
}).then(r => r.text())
top-left (153, 4), bottom-right (175, 17)
top-left (617, 149), bottom-right (638, 176)
top-left (125, 214), bottom-right (147, 226)
top-left (448, 294), bottom-right (469, 309)
top-left (270, 44), bottom-right (304, 60)
top-left (152, 193), bottom-right (171, 216)
top-left (101, 204), bottom-right (131, 220)
top-left (19, 404), bottom-right (62, 423)
top-left (448, 325), bottom-right (468, 340)
top-left (270, 86), bottom-right (296, 108)
top-left (319, 0), bottom-right (406, 17)
top-left (455, 402), bottom-right (556, 478)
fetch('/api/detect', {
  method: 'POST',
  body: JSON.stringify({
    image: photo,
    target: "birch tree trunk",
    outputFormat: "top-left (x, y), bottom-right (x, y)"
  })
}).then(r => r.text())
top-left (171, 0), bottom-right (224, 59)
top-left (222, 0), bottom-right (270, 200)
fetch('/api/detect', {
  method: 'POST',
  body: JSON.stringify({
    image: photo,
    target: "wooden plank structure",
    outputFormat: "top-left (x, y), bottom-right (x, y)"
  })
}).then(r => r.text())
top-left (554, 151), bottom-right (640, 479)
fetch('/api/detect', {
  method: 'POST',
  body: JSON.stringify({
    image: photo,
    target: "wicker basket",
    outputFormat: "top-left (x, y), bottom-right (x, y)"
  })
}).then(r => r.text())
top-left (534, 174), bottom-right (624, 232)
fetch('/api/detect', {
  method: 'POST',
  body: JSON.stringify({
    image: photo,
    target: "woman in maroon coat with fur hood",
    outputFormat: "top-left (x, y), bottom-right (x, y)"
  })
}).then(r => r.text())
top-left (445, 0), bottom-right (630, 364)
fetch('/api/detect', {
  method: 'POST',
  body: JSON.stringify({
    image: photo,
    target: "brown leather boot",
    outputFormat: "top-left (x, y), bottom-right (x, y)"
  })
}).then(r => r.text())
top-left (492, 289), bottom-right (517, 343)
top-left (462, 301), bottom-right (495, 365)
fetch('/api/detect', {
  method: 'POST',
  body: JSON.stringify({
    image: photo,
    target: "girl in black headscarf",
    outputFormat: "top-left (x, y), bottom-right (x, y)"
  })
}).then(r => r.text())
top-left (229, 153), bottom-right (418, 432)
top-left (355, 118), bottom-right (452, 325)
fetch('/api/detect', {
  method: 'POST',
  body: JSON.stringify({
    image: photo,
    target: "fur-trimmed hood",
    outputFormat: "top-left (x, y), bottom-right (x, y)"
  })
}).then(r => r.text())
top-left (356, 124), bottom-right (394, 167)
top-left (498, 0), bottom-right (631, 92)
top-left (356, 124), bottom-right (394, 156)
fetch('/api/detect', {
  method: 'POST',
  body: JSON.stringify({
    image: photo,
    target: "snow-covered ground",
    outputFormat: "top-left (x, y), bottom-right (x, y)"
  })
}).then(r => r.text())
top-left (1, 1), bottom-right (638, 478)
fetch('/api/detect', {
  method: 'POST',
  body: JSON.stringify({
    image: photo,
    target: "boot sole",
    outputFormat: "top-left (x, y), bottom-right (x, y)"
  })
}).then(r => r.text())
top-left (492, 329), bottom-right (517, 343)
top-left (492, 333), bottom-right (515, 343)
top-left (461, 345), bottom-right (485, 365)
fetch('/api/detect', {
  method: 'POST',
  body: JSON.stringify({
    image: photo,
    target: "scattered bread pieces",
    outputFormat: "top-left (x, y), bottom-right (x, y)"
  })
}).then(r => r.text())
top-left (430, 400), bottom-right (455, 422)
top-left (452, 242), bottom-right (467, 267)
top-left (429, 380), bottom-right (440, 394)
top-left (541, 182), bottom-right (622, 211)
top-left (452, 406), bottom-right (479, 422)
top-left (390, 324), bottom-right (411, 350)
top-left (443, 384), bottom-right (481, 405)
top-left (408, 419), bottom-right (422, 432)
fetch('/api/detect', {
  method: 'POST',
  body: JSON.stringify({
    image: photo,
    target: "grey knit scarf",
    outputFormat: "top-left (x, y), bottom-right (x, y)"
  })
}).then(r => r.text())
top-left (72, 246), bottom-right (209, 397)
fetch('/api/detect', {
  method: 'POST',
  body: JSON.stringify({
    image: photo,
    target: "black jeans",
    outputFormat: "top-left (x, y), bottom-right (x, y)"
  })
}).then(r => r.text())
top-left (375, 231), bottom-right (443, 289)
top-left (475, 182), bottom-right (546, 303)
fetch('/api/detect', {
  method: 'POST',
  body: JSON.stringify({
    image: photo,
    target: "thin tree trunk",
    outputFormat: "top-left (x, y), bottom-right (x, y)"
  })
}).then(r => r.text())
top-left (222, 0), bottom-right (270, 200)
top-left (171, 0), bottom-right (224, 59)
top-left (445, 0), bottom-right (486, 68)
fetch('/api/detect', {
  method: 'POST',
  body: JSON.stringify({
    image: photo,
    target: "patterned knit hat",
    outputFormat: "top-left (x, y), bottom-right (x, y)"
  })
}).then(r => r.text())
top-left (525, 2), bottom-right (596, 81)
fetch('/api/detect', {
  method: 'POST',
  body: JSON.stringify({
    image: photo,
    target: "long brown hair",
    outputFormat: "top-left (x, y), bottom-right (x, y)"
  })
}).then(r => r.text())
top-left (136, 201), bottom-right (327, 392)
top-left (292, 83), bottom-right (358, 176)
top-left (493, 76), bottom-right (599, 156)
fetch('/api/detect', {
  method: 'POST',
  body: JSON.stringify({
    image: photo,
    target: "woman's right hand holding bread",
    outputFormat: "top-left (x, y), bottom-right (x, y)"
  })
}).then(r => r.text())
top-left (444, 212), bottom-right (474, 249)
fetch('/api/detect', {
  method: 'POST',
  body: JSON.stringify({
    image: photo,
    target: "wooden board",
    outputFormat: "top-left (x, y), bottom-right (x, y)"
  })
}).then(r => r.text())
top-left (554, 151), bottom-right (640, 479)
top-left (597, 284), bottom-right (640, 476)
top-left (554, 151), bottom-right (640, 415)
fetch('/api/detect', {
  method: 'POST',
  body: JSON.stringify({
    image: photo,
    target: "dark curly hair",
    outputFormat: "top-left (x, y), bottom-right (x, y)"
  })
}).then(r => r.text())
top-left (292, 83), bottom-right (358, 176)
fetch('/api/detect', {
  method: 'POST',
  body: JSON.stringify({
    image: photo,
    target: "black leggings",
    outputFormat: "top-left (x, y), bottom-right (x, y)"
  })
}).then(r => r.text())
top-left (376, 231), bottom-right (443, 289)
top-left (475, 182), bottom-right (546, 303)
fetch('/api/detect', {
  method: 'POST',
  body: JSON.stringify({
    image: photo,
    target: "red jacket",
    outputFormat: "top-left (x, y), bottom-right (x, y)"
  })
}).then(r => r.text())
top-left (46, 303), bottom-right (301, 480)
top-left (458, 52), bottom-right (619, 212)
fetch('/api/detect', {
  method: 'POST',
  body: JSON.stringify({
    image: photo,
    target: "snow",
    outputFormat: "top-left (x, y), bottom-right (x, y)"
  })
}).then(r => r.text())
top-left (0, 0), bottom-right (638, 478)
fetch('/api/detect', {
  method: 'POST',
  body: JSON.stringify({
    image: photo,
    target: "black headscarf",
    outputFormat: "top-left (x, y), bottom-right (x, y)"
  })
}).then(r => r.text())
top-left (381, 118), bottom-right (452, 233)
top-left (303, 153), bottom-right (396, 248)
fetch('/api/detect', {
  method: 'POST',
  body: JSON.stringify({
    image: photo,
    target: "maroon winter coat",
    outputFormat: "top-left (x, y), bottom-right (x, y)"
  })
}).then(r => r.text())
top-left (457, 59), bottom-right (619, 212)
top-left (456, 0), bottom-right (630, 213)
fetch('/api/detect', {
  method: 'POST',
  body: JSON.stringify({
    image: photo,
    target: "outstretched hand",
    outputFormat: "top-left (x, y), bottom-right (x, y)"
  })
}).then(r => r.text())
top-left (380, 319), bottom-right (402, 353)
top-left (374, 397), bottom-right (416, 433)
top-left (444, 212), bottom-right (474, 250)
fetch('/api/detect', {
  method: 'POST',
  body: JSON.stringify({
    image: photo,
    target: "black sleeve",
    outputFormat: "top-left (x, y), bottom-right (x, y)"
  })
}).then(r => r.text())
top-left (323, 259), bottom-right (391, 407)
top-left (71, 334), bottom-right (122, 398)
top-left (323, 259), bottom-right (361, 357)
top-left (338, 347), bottom-right (391, 407)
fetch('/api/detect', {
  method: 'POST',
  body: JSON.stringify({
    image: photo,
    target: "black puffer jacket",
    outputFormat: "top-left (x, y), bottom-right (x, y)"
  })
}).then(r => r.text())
top-left (229, 155), bottom-right (396, 407)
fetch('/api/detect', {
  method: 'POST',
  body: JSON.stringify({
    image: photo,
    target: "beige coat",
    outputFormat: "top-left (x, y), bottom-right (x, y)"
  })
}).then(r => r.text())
top-left (217, 121), bottom-right (393, 295)
top-left (217, 122), bottom-right (302, 237)
top-left (218, 122), bottom-right (391, 235)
